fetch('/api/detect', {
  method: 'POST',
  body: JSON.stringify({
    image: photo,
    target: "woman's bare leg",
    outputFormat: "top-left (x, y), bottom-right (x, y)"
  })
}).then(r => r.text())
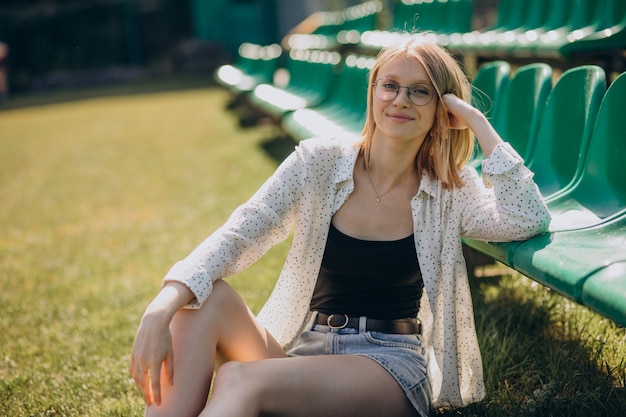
top-left (145, 279), bottom-right (286, 417)
top-left (202, 355), bottom-right (420, 417)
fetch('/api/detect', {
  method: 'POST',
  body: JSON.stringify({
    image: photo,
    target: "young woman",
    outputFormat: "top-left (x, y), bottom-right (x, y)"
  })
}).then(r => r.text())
top-left (130, 39), bottom-right (550, 417)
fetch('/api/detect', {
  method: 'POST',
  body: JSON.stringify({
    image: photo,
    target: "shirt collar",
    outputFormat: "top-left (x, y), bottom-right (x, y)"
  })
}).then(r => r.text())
top-left (333, 143), bottom-right (360, 185)
top-left (333, 142), bottom-right (442, 198)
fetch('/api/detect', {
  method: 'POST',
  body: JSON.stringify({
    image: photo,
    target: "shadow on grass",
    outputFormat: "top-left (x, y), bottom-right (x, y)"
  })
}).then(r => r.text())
top-left (438, 268), bottom-right (626, 417)
top-left (259, 134), bottom-right (298, 164)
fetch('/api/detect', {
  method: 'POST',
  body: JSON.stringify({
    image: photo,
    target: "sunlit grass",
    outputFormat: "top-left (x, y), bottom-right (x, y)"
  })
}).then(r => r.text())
top-left (0, 80), bottom-right (623, 416)
top-left (0, 81), bottom-right (289, 415)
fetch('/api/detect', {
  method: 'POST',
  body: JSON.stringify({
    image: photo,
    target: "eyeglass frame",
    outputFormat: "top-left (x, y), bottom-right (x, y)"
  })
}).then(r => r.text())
top-left (372, 78), bottom-right (440, 106)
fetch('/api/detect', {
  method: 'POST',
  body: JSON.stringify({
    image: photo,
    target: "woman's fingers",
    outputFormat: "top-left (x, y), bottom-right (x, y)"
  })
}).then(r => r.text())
top-left (149, 365), bottom-right (163, 406)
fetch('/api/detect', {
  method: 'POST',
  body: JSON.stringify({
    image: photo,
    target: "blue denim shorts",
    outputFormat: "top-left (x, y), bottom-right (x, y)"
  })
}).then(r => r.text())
top-left (287, 317), bottom-right (432, 417)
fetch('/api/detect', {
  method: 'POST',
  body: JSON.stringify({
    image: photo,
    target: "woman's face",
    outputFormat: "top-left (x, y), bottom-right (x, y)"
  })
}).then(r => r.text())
top-left (371, 55), bottom-right (438, 145)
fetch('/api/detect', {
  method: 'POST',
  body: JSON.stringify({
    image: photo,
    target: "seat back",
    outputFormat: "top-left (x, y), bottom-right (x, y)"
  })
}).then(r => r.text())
top-left (471, 61), bottom-right (511, 123)
top-left (443, 0), bottom-right (472, 34)
top-left (495, 63), bottom-right (553, 160)
top-left (562, 71), bottom-right (626, 217)
top-left (286, 50), bottom-right (340, 106)
top-left (526, 65), bottom-right (606, 197)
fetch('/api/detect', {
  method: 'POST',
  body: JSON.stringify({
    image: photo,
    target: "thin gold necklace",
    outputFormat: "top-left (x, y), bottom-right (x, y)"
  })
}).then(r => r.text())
top-left (364, 160), bottom-right (413, 203)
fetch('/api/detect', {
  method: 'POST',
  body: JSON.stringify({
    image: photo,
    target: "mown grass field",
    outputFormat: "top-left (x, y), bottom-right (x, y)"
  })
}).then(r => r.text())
top-left (0, 79), bottom-right (624, 416)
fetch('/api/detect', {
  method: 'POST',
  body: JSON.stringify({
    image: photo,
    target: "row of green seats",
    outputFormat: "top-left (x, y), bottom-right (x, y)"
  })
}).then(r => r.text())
top-left (281, 54), bottom-right (375, 141)
top-left (452, 0), bottom-right (626, 59)
top-left (360, 0), bottom-right (473, 51)
top-left (286, 0), bottom-right (383, 50)
top-left (464, 61), bottom-right (626, 326)
top-left (314, 0), bottom-right (625, 62)
top-left (249, 49), bottom-right (341, 119)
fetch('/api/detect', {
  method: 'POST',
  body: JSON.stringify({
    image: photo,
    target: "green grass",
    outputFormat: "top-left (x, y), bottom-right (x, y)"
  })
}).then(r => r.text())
top-left (0, 79), bottom-right (624, 416)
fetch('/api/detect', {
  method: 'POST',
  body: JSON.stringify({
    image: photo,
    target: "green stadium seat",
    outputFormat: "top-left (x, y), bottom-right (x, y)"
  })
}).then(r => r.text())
top-left (494, 63), bottom-right (553, 161)
top-left (249, 49), bottom-right (341, 118)
top-left (467, 61), bottom-right (510, 169)
top-left (436, 0), bottom-right (475, 47)
top-left (524, 66), bottom-right (605, 198)
top-left (582, 261), bottom-right (626, 327)
top-left (544, 70), bottom-right (626, 231)
top-left (513, 215), bottom-right (626, 306)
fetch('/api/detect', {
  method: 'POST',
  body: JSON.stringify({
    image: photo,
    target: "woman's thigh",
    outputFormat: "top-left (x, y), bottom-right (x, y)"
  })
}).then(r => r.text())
top-left (208, 355), bottom-right (420, 417)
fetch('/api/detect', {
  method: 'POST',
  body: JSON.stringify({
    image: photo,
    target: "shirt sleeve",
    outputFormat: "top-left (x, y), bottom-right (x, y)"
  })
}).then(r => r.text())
top-left (460, 142), bottom-right (551, 241)
top-left (162, 149), bottom-right (306, 308)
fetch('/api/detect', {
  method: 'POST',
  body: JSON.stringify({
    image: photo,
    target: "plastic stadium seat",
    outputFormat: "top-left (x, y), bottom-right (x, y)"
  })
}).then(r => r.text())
top-left (513, 215), bottom-right (626, 306)
top-left (281, 55), bottom-right (375, 141)
top-left (467, 61), bottom-right (510, 169)
top-left (544, 70), bottom-right (626, 231)
top-left (494, 63), bottom-right (553, 160)
top-left (525, 65), bottom-right (605, 198)
top-left (470, 61), bottom-right (510, 124)
top-left (250, 49), bottom-right (341, 118)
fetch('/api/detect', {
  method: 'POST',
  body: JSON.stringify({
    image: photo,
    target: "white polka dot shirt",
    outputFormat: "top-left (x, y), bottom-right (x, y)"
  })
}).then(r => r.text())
top-left (163, 136), bottom-right (551, 408)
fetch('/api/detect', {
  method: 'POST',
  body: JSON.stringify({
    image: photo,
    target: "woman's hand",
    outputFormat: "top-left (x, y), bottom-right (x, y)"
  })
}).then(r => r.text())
top-left (129, 282), bottom-right (194, 406)
top-left (441, 93), bottom-right (503, 157)
top-left (441, 93), bottom-right (475, 130)
top-left (130, 310), bottom-right (174, 406)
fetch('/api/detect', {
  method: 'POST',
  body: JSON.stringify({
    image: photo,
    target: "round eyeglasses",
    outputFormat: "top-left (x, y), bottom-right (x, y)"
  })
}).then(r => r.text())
top-left (373, 79), bottom-right (437, 106)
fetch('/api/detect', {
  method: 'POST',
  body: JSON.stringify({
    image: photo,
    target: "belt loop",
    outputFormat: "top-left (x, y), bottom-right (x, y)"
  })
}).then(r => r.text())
top-left (308, 311), bottom-right (319, 330)
top-left (359, 316), bottom-right (367, 333)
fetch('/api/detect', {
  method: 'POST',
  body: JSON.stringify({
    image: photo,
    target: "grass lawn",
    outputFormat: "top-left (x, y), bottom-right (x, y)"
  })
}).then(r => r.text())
top-left (0, 78), bottom-right (624, 416)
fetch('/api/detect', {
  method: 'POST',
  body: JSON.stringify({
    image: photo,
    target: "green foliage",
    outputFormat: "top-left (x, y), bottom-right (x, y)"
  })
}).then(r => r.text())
top-left (0, 81), bottom-right (623, 416)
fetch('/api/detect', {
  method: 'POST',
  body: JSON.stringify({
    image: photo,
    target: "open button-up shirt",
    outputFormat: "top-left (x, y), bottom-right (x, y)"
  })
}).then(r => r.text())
top-left (163, 137), bottom-right (551, 408)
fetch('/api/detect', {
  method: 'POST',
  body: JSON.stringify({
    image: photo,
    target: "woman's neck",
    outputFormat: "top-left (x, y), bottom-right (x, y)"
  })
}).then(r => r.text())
top-left (366, 131), bottom-right (424, 186)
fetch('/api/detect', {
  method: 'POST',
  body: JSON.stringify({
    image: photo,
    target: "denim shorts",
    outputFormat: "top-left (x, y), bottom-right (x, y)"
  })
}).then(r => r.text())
top-left (287, 317), bottom-right (432, 417)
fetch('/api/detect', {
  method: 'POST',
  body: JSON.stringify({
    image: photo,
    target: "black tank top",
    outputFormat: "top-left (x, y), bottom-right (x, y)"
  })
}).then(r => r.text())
top-left (310, 222), bottom-right (424, 320)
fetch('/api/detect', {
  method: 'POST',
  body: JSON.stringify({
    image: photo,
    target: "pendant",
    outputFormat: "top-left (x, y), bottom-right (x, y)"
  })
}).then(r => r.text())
top-left (376, 197), bottom-right (381, 202)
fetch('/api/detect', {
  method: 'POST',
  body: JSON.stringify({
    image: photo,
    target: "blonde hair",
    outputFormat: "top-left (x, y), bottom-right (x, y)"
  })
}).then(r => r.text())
top-left (358, 38), bottom-right (474, 189)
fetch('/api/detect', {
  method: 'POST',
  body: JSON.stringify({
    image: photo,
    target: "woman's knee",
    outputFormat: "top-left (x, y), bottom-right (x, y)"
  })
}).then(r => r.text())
top-left (212, 361), bottom-right (262, 397)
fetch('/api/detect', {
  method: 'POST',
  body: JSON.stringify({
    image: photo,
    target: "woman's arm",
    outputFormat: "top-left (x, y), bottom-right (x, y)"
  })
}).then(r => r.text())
top-left (441, 93), bottom-right (551, 241)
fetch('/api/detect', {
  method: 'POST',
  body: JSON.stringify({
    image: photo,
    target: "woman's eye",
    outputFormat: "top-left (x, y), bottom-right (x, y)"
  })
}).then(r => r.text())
top-left (382, 83), bottom-right (399, 91)
top-left (410, 85), bottom-right (432, 96)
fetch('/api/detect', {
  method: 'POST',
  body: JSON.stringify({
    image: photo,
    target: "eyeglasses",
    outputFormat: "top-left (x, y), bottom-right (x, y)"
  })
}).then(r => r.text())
top-left (373, 79), bottom-right (438, 106)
